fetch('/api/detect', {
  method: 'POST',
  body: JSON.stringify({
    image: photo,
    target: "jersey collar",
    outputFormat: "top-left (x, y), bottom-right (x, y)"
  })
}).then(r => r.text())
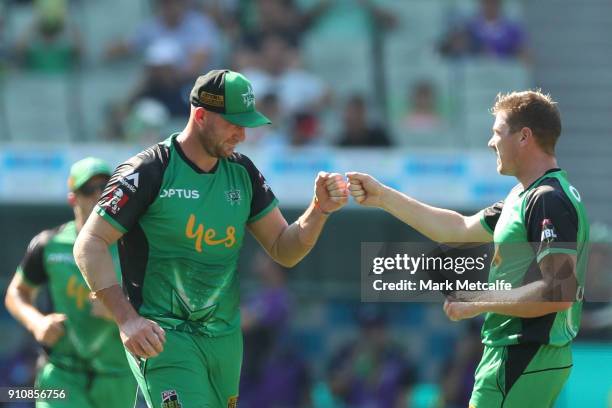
top-left (172, 134), bottom-right (220, 174)
top-left (519, 167), bottom-right (563, 196)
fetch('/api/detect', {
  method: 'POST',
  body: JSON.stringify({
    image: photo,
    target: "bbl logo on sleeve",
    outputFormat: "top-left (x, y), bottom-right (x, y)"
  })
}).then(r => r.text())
top-left (161, 390), bottom-right (182, 408)
top-left (226, 189), bottom-right (242, 206)
top-left (541, 218), bottom-right (558, 243)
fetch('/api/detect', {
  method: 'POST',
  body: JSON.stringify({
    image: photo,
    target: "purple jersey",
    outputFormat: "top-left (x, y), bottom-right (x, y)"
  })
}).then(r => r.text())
top-left (467, 16), bottom-right (526, 57)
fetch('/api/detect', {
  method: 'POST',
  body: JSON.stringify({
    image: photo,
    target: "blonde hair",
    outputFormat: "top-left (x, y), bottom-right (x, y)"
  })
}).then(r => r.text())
top-left (491, 90), bottom-right (561, 155)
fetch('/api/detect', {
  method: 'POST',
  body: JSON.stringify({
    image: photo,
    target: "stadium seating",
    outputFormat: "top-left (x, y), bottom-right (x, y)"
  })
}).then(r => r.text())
top-left (2, 0), bottom-right (534, 146)
top-left (77, 65), bottom-right (141, 141)
top-left (459, 59), bottom-right (531, 148)
top-left (3, 72), bottom-right (75, 141)
top-left (78, 0), bottom-right (149, 63)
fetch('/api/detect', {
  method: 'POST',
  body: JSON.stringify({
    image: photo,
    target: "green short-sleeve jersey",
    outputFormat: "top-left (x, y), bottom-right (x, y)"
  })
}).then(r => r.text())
top-left (95, 134), bottom-right (278, 337)
top-left (17, 221), bottom-right (128, 373)
top-left (479, 169), bottom-right (589, 346)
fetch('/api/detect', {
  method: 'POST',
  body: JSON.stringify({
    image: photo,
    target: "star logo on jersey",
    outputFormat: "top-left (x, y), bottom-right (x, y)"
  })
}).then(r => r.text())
top-left (242, 85), bottom-right (255, 108)
top-left (226, 189), bottom-right (242, 206)
top-left (171, 290), bottom-right (218, 331)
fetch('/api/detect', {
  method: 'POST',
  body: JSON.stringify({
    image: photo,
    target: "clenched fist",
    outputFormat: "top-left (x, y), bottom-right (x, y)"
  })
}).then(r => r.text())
top-left (33, 313), bottom-right (67, 346)
top-left (119, 315), bottom-right (166, 358)
top-left (314, 172), bottom-right (349, 214)
top-left (346, 172), bottom-right (386, 208)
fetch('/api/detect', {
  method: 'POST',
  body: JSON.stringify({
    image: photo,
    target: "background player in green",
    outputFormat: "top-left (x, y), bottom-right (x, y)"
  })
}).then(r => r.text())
top-left (4, 157), bottom-right (137, 408)
top-left (73, 69), bottom-right (349, 408)
top-left (347, 90), bottom-right (588, 407)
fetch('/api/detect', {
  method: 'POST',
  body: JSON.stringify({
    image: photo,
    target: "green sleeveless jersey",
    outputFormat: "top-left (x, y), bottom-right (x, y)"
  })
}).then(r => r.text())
top-left (479, 169), bottom-right (589, 346)
top-left (17, 221), bottom-right (129, 373)
top-left (95, 134), bottom-right (278, 337)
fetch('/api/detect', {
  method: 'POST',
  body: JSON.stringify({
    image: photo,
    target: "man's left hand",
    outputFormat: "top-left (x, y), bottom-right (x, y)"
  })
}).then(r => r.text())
top-left (443, 299), bottom-right (483, 321)
top-left (314, 172), bottom-right (349, 214)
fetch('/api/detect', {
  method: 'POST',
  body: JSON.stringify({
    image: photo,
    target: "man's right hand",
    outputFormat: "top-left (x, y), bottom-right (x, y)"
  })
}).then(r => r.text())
top-left (346, 172), bottom-right (387, 208)
top-left (119, 316), bottom-right (166, 358)
top-left (33, 313), bottom-right (67, 346)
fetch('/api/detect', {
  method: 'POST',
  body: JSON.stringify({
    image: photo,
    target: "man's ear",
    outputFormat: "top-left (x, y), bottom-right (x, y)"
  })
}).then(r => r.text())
top-left (67, 192), bottom-right (77, 207)
top-left (193, 107), bottom-right (208, 125)
top-left (520, 127), bottom-right (533, 145)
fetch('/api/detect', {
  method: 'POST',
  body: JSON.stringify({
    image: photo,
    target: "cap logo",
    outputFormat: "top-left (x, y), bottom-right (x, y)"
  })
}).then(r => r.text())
top-left (199, 91), bottom-right (224, 108)
top-left (242, 85), bottom-right (255, 108)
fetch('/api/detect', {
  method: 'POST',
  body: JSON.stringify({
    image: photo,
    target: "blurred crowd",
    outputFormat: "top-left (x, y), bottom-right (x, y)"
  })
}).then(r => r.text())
top-left (0, 0), bottom-right (529, 146)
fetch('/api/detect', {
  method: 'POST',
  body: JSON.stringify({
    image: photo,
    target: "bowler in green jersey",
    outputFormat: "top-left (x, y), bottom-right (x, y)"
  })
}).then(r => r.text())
top-left (5, 158), bottom-right (137, 408)
top-left (73, 70), bottom-right (349, 408)
top-left (347, 90), bottom-right (588, 407)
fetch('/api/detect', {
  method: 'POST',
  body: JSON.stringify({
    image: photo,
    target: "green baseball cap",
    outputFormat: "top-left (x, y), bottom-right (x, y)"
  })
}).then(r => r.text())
top-left (189, 69), bottom-right (271, 128)
top-left (68, 157), bottom-right (112, 191)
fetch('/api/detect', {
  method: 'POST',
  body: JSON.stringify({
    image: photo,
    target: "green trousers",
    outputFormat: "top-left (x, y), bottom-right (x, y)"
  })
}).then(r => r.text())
top-left (126, 329), bottom-right (243, 408)
top-left (470, 342), bottom-right (572, 408)
top-left (35, 361), bottom-right (137, 408)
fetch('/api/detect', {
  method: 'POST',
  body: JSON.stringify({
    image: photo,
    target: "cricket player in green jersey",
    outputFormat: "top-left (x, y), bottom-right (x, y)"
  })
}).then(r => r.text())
top-left (347, 90), bottom-right (588, 407)
top-left (73, 69), bottom-right (349, 408)
top-left (5, 157), bottom-right (137, 408)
